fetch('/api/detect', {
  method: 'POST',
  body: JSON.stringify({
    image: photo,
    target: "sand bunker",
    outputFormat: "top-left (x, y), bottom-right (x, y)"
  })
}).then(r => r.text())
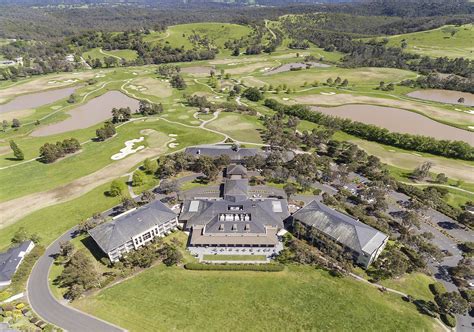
top-left (321, 92), bottom-right (336, 96)
top-left (111, 137), bottom-right (145, 160)
top-left (169, 134), bottom-right (178, 137)
top-left (168, 142), bottom-right (179, 148)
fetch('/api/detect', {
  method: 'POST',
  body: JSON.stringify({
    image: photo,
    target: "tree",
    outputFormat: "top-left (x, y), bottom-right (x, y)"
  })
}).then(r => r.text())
top-left (11, 227), bottom-right (29, 244)
top-left (140, 190), bottom-right (155, 204)
top-left (9, 140), bottom-right (24, 160)
top-left (159, 179), bottom-right (180, 195)
top-left (96, 121), bottom-right (116, 141)
top-left (170, 74), bottom-right (187, 89)
top-left (435, 292), bottom-right (469, 316)
top-left (11, 118), bottom-right (20, 128)
top-left (283, 183), bottom-right (297, 199)
top-left (411, 162), bottom-right (433, 180)
top-left (242, 87), bottom-right (263, 102)
top-left (139, 101), bottom-right (163, 116)
top-left (143, 158), bottom-right (158, 175)
top-left (67, 94), bottom-right (77, 104)
top-left (458, 211), bottom-right (473, 228)
top-left (109, 180), bottom-right (126, 197)
top-left (158, 244), bottom-right (182, 266)
top-left (111, 107), bottom-right (131, 123)
top-left (2, 120), bottom-right (8, 131)
top-left (59, 241), bottom-right (75, 258)
top-left (371, 248), bottom-right (409, 280)
top-left (132, 170), bottom-right (146, 187)
top-left (435, 173), bottom-right (448, 184)
top-left (60, 250), bottom-right (100, 300)
top-left (458, 97), bottom-right (465, 104)
top-left (120, 197), bottom-right (137, 212)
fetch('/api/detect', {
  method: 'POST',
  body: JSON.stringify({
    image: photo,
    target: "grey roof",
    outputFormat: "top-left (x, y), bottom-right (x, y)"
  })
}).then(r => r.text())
top-left (292, 200), bottom-right (387, 256)
top-left (0, 241), bottom-right (34, 282)
top-left (227, 164), bottom-right (247, 176)
top-left (181, 198), bottom-right (288, 234)
top-left (89, 200), bottom-right (177, 253)
top-left (224, 178), bottom-right (249, 201)
top-left (185, 144), bottom-right (264, 161)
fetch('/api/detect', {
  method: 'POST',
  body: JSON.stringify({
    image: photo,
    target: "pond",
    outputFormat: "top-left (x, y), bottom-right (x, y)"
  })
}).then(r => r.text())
top-left (30, 91), bottom-right (140, 137)
top-left (0, 87), bottom-right (77, 114)
top-left (407, 89), bottom-right (474, 107)
top-left (310, 104), bottom-right (474, 145)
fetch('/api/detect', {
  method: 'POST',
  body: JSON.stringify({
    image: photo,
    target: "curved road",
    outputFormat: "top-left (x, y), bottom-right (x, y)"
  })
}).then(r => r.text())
top-left (27, 227), bottom-right (125, 332)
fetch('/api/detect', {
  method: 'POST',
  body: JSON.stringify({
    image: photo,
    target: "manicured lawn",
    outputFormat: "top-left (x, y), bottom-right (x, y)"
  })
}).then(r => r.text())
top-left (379, 273), bottom-right (436, 303)
top-left (203, 255), bottom-right (267, 261)
top-left (74, 265), bottom-right (438, 332)
top-left (206, 112), bottom-right (264, 143)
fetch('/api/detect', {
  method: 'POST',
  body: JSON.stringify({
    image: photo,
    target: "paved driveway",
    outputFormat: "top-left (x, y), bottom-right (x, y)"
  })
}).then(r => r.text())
top-left (27, 227), bottom-right (124, 332)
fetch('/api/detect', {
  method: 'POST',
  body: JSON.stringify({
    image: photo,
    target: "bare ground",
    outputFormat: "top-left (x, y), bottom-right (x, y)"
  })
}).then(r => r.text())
top-left (0, 143), bottom-right (170, 229)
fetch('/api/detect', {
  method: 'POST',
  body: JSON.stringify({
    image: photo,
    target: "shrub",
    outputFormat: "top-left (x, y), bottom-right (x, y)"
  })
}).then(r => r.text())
top-left (429, 282), bottom-right (447, 296)
top-left (440, 313), bottom-right (456, 327)
top-left (184, 263), bottom-right (284, 272)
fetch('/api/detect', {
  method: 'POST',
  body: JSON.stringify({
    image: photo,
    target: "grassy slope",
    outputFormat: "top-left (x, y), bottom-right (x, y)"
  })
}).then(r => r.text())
top-left (73, 265), bottom-right (438, 332)
top-left (0, 181), bottom-right (125, 250)
top-left (144, 23), bottom-right (252, 54)
top-left (384, 24), bottom-right (474, 60)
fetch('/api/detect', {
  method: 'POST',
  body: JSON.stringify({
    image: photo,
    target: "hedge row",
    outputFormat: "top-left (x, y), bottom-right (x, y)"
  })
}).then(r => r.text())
top-left (184, 263), bottom-right (284, 272)
top-left (264, 99), bottom-right (474, 161)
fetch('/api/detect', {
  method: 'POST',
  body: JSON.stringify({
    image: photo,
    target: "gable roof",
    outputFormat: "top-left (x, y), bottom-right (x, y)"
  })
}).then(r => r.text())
top-left (0, 241), bottom-right (34, 282)
top-left (292, 200), bottom-right (387, 256)
top-left (227, 164), bottom-right (248, 176)
top-left (89, 200), bottom-right (177, 253)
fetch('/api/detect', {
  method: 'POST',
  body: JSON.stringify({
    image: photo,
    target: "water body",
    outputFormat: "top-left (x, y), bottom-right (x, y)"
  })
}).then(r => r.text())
top-left (31, 91), bottom-right (140, 137)
top-left (310, 104), bottom-right (474, 145)
top-left (407, 89), bottom-right (474, 107)
top-left (0, 87), bottom-right (77, 114)
top-left (264, 62), bottom-right (330, 75)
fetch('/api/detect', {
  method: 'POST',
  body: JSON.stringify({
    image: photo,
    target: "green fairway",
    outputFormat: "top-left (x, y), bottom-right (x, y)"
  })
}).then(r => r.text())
top-left (206, 112), bottom-right (264, 143)
top-left (74, 265), bottom-right (438, 332)
top-left (383, 24), bottom-right (474, 59)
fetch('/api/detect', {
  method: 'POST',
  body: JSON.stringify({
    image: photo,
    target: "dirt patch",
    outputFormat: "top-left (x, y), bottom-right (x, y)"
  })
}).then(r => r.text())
top-left (0, 141), bottom-right (171, 229)
top-left (181, 66), bottom-right (215, 75)
top-left (0, 109), bottom-right (35, 121)
top-left (225, 62), bottom-right (274, 75)
top-left (293, 93), bottom-right (474, 126)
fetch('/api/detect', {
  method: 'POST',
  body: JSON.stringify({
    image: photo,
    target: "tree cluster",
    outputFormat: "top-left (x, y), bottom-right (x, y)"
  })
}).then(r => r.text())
top-left (39, 138), bottom-right (81, 163)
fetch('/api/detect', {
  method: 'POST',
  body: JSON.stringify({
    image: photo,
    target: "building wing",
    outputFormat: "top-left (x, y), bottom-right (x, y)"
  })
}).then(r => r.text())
top-left (292, 200), bottom-right (387, 257)
top-left (89, 200), bottom-right (177, 253)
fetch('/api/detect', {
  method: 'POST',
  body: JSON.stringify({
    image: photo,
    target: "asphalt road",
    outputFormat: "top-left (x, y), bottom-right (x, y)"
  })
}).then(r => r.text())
top-left (27, 227), bottom-right (124, 332)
